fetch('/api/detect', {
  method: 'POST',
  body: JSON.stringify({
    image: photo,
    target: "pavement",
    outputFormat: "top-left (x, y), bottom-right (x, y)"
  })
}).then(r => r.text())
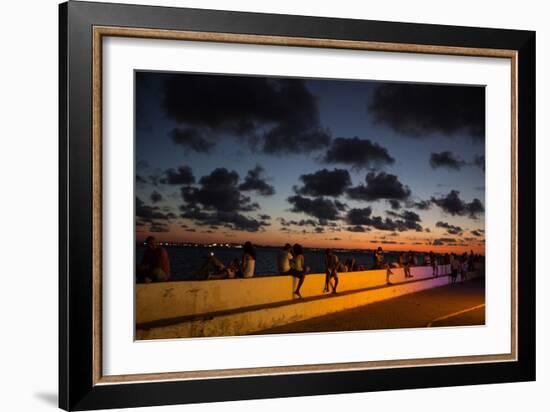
top-left (256, 277), bottom-right (485, 335)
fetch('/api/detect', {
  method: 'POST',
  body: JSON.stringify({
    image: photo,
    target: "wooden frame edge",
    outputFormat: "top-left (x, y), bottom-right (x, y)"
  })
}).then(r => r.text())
top-left (91, 25), bottom-right (518, 386)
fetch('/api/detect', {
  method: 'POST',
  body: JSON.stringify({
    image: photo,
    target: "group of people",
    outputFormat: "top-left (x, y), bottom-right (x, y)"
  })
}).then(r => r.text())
top-left (137, 236), bottom-right (481, 294)
top-left (396, 250), bottom-right (438, 280)
top-left (449, 252), bottom-right (473, 284)
top-left (197, 241), bottom-right (256, 280)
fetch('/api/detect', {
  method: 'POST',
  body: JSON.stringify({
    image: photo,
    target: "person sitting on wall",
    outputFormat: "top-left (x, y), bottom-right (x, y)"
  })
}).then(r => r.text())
top-left (197, 254), bottom-right (240, 280)
top-left (137, 236), bottom-right (171, 283)
top-left (227, 259), bottom-right (242, 278)
top-left (324, 249), bottom-right (339, 294)
top-left (348, 257), bottom-right (358, 272)
top-left (241, 241), bottom-right (256, 278)
top-left (277, 243), bottom-right (293, 275)
top-left (338, 261), bottom-right (348, 273)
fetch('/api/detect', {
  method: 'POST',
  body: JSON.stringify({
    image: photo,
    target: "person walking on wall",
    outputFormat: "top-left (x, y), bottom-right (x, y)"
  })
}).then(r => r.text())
top-left (290, 243), bottom-right (310, 298)
top-left (324, 249), bottom-right (339, 294)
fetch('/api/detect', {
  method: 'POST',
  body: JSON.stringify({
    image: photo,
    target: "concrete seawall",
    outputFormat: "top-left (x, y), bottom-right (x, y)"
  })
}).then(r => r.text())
top-left (136, 265), bottom-right (451, 324)
top-left (136, 265), bottom-right (483, 339)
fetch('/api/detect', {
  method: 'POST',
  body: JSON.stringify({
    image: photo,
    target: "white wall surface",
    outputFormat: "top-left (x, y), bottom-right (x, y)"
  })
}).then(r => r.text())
top-left (0, 0), bottom-right (546, 411)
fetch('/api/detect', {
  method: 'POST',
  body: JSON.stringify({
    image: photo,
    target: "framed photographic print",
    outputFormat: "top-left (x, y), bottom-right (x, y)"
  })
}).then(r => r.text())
top-left (59, 1), bottom-right (535, 410)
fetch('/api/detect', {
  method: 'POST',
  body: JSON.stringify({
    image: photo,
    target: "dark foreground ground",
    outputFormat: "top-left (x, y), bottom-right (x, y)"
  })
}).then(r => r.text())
top-left (256, 277), bottom-right (485, 335)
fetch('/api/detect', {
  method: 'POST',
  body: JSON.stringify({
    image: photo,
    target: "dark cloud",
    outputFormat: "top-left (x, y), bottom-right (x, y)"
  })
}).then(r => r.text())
top-left (177, 168), bottom-right (270, 232)
top-left (161, 73), bottom-right (331, 155)
top-left (136, 174), bottom-right (147, 185)
top-left (388, 200), bottom-right (401, 210)
top-left (408, 199), bottom-right (432, 210)
top-left (216, 212), bottom-right (269, 232)
top-left (471, 229), bottom-right (485, 237)
top-left (430, 151), bottom-right (467, 170)
top-left (160, 165), bottom-right (196, 185)
top-left (180, 206), bottom-right (269, 232)
top-left (279, 218), bottom-right (318, 227)
top-left (238, 165), bottom-right (275, 196)
top-left (431, 190), bottom-right (485, 219)
top-left (436, 221), bottom-right (463, 235)
top-left (346, 207), bottom-right (422, 232)
top-left (347, 172), bottom-right (411, 201)
top-left (150, 191), bottom-right (162, 203)
top-left (346, 207), bottom-right (373, 225)
top-left (295, 168), bottom-right (351, 197)
top-left (287, 195), bottom-right (344, 221)
top-left (473, 154), bottom-right (485, 172)
top-left (182, 168), bottom-right (258, 213)
top-left (433, 237), bottom-right (457, 245)
top-left (136, 197), bottom-right (172, 221)
top-left (347, 225), bottom-right (369, 233)
top-left (136, 197), bottom-right (176, 232)
top-left (170, 128), bottom-right (215, 153)
top-left (149, 222), bottom-right (169, 232)
top-left (259, 214), bottom-right (271, 220)
top-left (322, 137), bottom-right (394, 170)
top-left (386, 210), bottom-right (423, 232)
top-left (368, 83), bottom-right (485, 140)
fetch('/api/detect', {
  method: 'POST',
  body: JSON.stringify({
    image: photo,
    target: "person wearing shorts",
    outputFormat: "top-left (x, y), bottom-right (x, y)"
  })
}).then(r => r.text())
top-left (290, 243), bottom-right (309, 298)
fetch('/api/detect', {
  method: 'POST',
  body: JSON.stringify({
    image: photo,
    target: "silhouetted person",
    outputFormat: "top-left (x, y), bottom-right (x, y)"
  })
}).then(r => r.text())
top-left (409, 251), bottom-right (417, 267)
top-left (430, 251), bottom-right (438, 277)
top-left (400, 252), bottom-right (412, 278)
top-left (197, 253), bottom-right (239, 280)
top-left (277, 243), bottom-right (293, 275)
top-left (137, 236), bottom-right (170, 283)
top-left (241, 241), bottom-right (256, 278)
top-left (450, 253), bottom-right (460, 284)
top-left (375, 246), bottom-right (394, 284)
top-left (290, 243), bottom-right (310, 298)
top-left (324, 249), bottom-right (339, 294)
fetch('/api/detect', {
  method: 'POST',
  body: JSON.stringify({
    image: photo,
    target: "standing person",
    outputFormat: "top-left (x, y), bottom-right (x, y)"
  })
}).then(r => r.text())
top-left (461, 254), bottom-right (469, 282)
top-left (424, 252), bottom-right (431, 266)
top-left (450, 253), bottom-right (460, 284)
top-left (409, 251), bottom-right (417, 268)
top-left (241, 241), bottom-right (256, 278)
top-left (444, 253), bottom-right (451, 276)
top-left (277, 243), bottom-right (293, 275)
top-left (400, 252), bottom-right (412, 278)
top-left (430, 251), bottom-right (438, 277)
top-left (290, 243), bottom-right (310, 298)
top-left (375, 246), bottom-right (394, 284)
top-left (324, 249), bottom-right (339, 294)
top-left (137, 236), bottom-right (170, 283)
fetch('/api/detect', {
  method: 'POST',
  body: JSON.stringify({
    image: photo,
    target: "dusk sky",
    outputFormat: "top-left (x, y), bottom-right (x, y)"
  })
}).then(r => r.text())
top-left (135, 71), bottom-right (486, 253)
